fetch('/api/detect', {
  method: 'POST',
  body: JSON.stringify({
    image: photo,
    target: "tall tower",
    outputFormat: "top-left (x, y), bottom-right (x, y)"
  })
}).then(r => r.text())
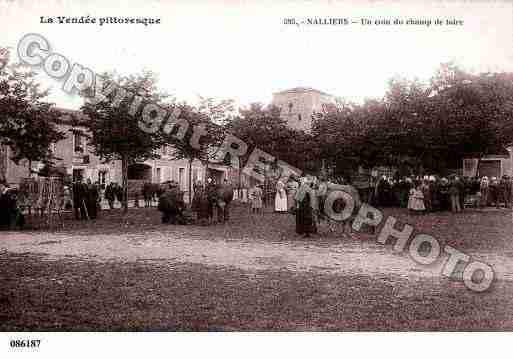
top-left (271, 87), bottom-right (335, 132)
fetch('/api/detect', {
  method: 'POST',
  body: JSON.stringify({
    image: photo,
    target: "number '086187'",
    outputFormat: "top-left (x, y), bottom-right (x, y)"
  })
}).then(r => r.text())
top-left (10, 339), bottom-right (41, 348)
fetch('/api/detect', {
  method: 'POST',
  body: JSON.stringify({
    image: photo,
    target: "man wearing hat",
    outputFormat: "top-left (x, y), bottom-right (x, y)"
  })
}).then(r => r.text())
top-left (448, 176), bottom-right (462, 213)
top-left (205, 177), bottom-right (218, 223)
top-left (0, 180), bottom-right (24, 229)
top-left (489, 177), bottom-right (500, 207)
top-left (191, 180), bottom-right (210, 225)
top-left (499, 175), bottom-right (511, 209)
top-left (72, 177), bottom-right (87, 220)
top-left (0, 180), bottom-right (12, 228)
top-left (85, 178), bottom-right (99, 220)
top-left (480, 176), bottom-right (489, 208)
top-left (510, 175), bottom-right (513, 208)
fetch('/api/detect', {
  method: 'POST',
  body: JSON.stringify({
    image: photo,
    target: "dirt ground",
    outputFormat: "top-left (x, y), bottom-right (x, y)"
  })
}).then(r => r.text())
top-left (0, 203), bottom-right (512, 331)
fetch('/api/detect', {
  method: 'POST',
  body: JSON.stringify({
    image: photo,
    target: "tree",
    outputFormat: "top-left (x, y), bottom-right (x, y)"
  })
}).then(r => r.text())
top-left (313, 97), bottom-right (389, 178)
top-left (196, 96), bottom-right (235, 184)
top-left (226, 103), bottom-right (317, 186)
top-left (313, 64), bottom-right (513, 178)
top-left (159, 100), bottom-right (227, 204)
top-left (80, 70), bottom-right (170, 212)
top-left (428, 66), bottom-right (513, 174)
top-left (0, 47), bottom-right (65, 180)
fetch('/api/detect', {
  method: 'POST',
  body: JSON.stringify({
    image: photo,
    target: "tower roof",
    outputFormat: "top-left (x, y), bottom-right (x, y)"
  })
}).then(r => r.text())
top-left (273, 87), bottom-right (333, 97)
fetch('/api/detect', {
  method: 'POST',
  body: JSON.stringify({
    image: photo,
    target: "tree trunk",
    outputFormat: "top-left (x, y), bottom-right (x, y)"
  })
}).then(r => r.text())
top-left (188, 157), bottom-right (193, 205)
top-left (122, 156), bottom-right (128, 213)
top-left (238, 167), bottom-right (242, 198)
top-left (0, 145), bottom-right (7, 182)
top-left (204, 160), bottom-right (209, 183)
top-left (476, 152), bottom-right (484, 178)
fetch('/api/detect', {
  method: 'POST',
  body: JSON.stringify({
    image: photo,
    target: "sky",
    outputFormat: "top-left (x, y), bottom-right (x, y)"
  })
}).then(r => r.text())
top-left (1, 0), bottom-right (512, 109)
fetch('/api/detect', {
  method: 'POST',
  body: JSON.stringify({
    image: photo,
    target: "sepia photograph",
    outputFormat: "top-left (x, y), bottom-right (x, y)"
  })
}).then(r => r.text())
top-left (1, 0), bottom-right (513, 356)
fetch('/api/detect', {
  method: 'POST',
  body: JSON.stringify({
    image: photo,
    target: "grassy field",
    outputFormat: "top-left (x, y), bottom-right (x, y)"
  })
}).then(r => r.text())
top-left (1, 204), bottom-right (512, 331)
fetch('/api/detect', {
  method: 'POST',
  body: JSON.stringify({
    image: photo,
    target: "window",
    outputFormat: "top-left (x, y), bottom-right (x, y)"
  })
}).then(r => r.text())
top-left (72, 169), bottom-right (84, 182)
top-left (99, 170), bottom-right (108, 185)
top-left (288, 102), bottom-right (293, 113)
top-left (156, 168), bottom-right (161, 183)
top-left (178, 168), bottom-right (185, 190)
top-left (463, 159), bottom-right (474, 173)
top-left (298, 114), bottom-right (302, 121)
top-left (73, 131), bottom-right (83, 153)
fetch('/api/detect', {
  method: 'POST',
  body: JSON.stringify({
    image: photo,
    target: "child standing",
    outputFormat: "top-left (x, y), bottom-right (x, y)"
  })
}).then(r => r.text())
top-left (408, 182), bottom-right (426, 214)
top-left (250, 184), bottom-right (263, 215)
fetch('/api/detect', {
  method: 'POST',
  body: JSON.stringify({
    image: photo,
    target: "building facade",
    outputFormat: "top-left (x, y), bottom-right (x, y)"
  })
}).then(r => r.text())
top-left (463, 147), bottom-right (513, 178)
top-left (2, 88), bottom-right (338, 189)
top-left (271, 87), bottom-right (336, 132)
top-left (0, 145), bottom-right (31, 185)
top-left (1, 108), bottom-right (227, 197)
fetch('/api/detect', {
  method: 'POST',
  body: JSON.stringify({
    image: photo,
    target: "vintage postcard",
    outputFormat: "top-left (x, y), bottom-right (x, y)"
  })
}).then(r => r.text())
top-left (1, 0), bottom-right (512, 357)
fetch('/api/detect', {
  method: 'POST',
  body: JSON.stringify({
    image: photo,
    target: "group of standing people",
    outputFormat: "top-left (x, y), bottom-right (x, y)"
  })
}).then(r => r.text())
top-left (72, 178), bottom-right (101, 220)
top-left (141, 182), bottom-right (165, 208)
top-left (478, 176), bottom-right (512, 209)
top-left (245, 171), bottom-right (513, 236)
top-left (403, 174), bottom-right (513, 214)
top-left (249, 175), bottom-right (340, 238)
top-left (405, 176), bottom-right (467, 214)
top-left (191, 178), bottom-right (219, 224)
top-left (249, 179), bottom-right (299, 214)
top-left (190, 178), bottom-right (234, 225)
top-left (104, 182), bottom-right (123, 210)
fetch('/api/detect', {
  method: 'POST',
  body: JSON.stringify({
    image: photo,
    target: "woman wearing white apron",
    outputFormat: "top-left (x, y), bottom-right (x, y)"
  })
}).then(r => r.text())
top-left (274, 180), bottom-right (288, 212)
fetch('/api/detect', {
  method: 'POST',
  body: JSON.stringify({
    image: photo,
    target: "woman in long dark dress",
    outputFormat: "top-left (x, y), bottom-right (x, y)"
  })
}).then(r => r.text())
top-left (0, 181), bottom-right (14, 229)
top-left (295, 182), bottom-right (316, 237)
top-left (0, 182), bottom-right (23, 229)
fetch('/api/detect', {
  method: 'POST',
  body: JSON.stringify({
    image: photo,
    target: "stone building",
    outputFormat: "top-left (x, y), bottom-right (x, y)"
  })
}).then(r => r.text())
top-left (1, 87), bottom-right (337, 191)
top-left (0, 108), bottom-right (229, 202)
top-left (271, 87), bottom-right (336, 132)
top-left (0, 145), bottom-right (31, 184)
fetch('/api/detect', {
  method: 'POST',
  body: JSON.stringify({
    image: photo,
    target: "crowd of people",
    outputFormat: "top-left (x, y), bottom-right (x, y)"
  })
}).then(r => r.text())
top-left (249, 175), bottom-right (339, 237)
top-left (371, 174), bottom-right (513, 213)
top-left (154, 177), bottom-right (235, 225)
top-left (104, 182), bottom-right (123, 209)
top-left (190, 177), bottom-right (228, 224)
top-left (2, 169), bottom-right (512, 230)
top-left (244, 172), bottom-right (513, 237)
top-left (71, 178), bottom-right (102, 220)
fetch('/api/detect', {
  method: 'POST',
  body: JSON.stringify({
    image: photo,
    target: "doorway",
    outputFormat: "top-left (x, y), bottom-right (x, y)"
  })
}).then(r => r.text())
top-left (127, 163), bottom-right (152, 181)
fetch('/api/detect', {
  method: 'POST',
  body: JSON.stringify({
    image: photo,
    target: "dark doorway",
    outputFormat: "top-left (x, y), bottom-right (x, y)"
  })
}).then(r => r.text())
top-left (478, 160), bottom-right (501, 179)
top-left (73, 169), bottom-right (84, 182)
top-left (206, 168), bottom-right (224, 184)
top-left (128, 163), bottom-right (152, 181)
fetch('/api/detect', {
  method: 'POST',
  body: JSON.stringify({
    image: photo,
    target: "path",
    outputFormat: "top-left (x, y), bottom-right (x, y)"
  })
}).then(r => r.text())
top-left (1, 228), bottom-right (512, 282)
